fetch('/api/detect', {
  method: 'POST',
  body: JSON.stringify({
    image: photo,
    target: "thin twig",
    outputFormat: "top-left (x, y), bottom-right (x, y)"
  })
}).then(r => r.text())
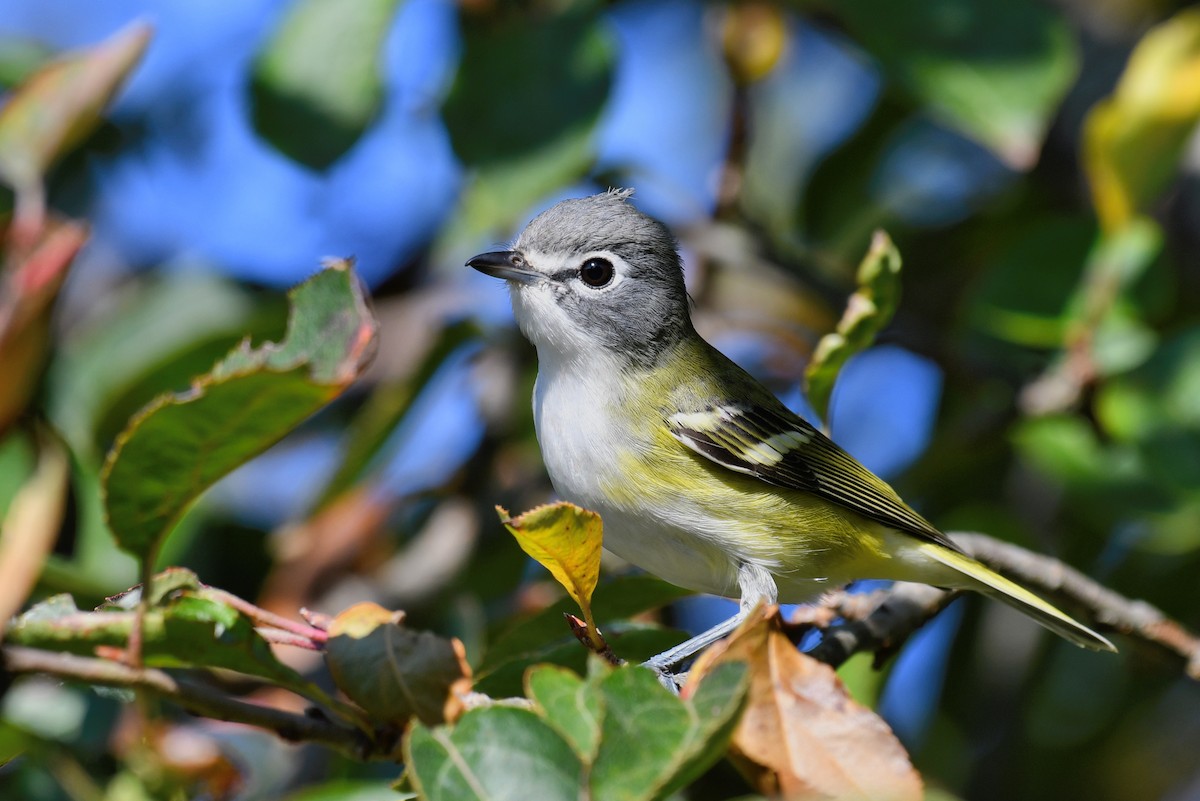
top-left (564, 613), bottom-right (623, 666)
top-left (951, 531), bottom-right (1200, 678)
top-left (1, 646), bottom-right (390, 759)
top-left (205, 586), bottom-right (328, 645)
top-left (255, 627), bottom-right (324, 651)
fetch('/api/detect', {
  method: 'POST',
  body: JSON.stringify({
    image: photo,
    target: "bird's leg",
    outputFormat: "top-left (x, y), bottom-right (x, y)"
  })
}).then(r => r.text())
top-left (643, 607), bottom-right (749, 674)
top-left (643, 563), bottom-right (777, 673)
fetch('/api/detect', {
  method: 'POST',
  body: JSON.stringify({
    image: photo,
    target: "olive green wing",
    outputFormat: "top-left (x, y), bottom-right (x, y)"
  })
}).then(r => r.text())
top-left (667, 401), bottom-right (962, 552)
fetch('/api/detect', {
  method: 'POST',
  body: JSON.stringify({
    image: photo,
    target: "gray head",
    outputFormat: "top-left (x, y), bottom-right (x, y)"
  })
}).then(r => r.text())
top-left (468, 190), bottom-right (692, 368)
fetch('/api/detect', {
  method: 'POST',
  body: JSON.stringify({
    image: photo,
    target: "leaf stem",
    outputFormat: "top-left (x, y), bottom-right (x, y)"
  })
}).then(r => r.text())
top-left (204, 585), bottom-right (329, 645)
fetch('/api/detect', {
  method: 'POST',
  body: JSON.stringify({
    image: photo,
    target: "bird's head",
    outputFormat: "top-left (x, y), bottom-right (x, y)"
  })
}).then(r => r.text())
top-left (468, 190), bottom-right (692, 368)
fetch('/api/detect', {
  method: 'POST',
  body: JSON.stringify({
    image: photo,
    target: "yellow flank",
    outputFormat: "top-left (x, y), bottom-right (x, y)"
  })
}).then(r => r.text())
top-left (606, 427), bottom-right (888, 565)
top-left (599, 339), bottom-right (895, 589)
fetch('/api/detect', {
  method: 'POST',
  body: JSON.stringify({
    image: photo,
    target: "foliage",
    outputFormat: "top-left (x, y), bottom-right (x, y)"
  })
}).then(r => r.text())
top-left (102, 262), bottom-right (377, 563)
top-left (804, 229), bottom-right (902, 425)
top-left (407, 660), bottom-right (747, 801)
top-left (1, 2), bottom-right (1199, 801)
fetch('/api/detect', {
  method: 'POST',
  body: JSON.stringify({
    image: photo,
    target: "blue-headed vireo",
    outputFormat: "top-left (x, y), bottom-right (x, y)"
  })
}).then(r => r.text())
top-left (469, 189), bottom-right (1115, 668)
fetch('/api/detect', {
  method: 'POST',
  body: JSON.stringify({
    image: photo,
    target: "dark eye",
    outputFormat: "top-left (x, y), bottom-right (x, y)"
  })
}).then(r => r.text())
top-left (579, 257), bottom-right (614, 288)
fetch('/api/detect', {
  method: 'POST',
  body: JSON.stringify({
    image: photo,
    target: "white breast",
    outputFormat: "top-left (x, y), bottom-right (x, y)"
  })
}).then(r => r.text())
top-left (531, 349), bottom-right (627, 506)
top-left (530, 347), bottom-right (741, 597)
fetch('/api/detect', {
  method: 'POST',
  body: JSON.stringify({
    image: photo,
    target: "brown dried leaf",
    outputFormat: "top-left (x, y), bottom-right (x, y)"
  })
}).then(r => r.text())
top-left (685, 608), bottom-right (922, 801)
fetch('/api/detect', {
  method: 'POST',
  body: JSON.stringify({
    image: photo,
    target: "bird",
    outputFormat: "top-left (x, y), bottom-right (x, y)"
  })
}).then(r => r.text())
top-left (468, 189), bottom-right (1115, 670)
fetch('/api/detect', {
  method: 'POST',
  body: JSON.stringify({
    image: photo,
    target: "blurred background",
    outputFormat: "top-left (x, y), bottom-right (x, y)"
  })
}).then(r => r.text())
top-left (1, 0), bottom-right (1199, 798)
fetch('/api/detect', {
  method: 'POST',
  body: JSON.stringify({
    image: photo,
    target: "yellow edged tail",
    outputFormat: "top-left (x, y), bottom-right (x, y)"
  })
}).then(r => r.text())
top-left (916, 542), bottom-right (1117, 652)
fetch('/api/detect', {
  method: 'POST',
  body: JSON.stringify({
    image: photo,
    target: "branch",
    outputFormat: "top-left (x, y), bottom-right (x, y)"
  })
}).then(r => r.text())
top-left (951, 531), bottom-right (1200, 679)
top-left (1, 646), bottom-right (396, 759)
top-left (796, 584), bottom-right (958, 669)
top-left (784, 532), bottom-right (1198, 680)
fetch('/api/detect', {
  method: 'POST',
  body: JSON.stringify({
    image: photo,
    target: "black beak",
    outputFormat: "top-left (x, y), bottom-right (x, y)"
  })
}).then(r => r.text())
top-left (467, 251), bottom-right (539, 285)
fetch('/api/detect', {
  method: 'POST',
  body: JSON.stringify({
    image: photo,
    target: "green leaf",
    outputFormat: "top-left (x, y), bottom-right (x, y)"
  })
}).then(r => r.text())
top-left (101, 261), bottom-right (377, 563)
top-left (1069, 220), bottom-right (1163, 324)
top-left (804, 230), bottom-right (902, 423)
top-left (1099, 327), bottom-right (1200, 438)
top-left (0, 432), bottom-right (36, 521)
top-left (286, 781), bottom-right (416, 801)
top-left (526, 664), bottom-right (603, 763)
top-left (1012, 415), bottom-right (1170, 512)
top-left (408, 663), bottom-right (745, 801)
top-left (443, 2), bottom-right (610, 169)
top-left (1093, 326), bottom-right (1200, 537)
top-left (325, 602), bottom-right (472, 727)
top-left (437, 1), bottom-right (613, 242)
top-left (830, 0), bottom-right (1076, 169)
top-left (1065, 216), bottom-right (1162, 378)
top-left (7, 588), bottom-right (320, 700)
top-left (10, 592), bottom-right (79, 625)
top-left (1012, 415), bottom-right (1115, 490)
top-left (148, 594), bottom-right (304, 681)
top-left (1090, 308), bottom-right (1157, 377)
top-left (48, 272), bottom-right (271, 461)
top-left (250, 0), bottom-right (403, 168)
top-left (474, 624), bottom-right (683, 700)
top-left (405, 707), bottom-right (582, 801)
top-left (589, 663), bottom-right (748, 801)
top-left (663, 662), bottom-right (751, 790)
top-left (969, 217), bottom-right (1093, 348)
top-left (1082, 8), bottom-right (1200, 233)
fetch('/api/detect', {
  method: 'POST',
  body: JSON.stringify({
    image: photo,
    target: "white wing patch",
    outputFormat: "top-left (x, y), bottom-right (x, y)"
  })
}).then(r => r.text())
top-left (668, 400), bottom-right (955, 547)
top-left (763, 429), bottom-right (811, 452)
top-left (669, 406), bottom-right (812, 468)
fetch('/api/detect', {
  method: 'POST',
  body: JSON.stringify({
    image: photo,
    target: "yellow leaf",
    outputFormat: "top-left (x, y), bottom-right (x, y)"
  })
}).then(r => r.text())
top-left (498, 502), bottom-right (604, 646)
top-left (1083, 8), bottom-right (1200, 232)
top-left (326, 600), bottom-right (405, 638)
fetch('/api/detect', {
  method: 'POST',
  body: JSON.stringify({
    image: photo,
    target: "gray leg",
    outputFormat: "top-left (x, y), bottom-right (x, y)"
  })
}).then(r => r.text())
top-left (643, 562), bottom-right (778, 672)
top-left (643, 607), bottom-right (749, 671)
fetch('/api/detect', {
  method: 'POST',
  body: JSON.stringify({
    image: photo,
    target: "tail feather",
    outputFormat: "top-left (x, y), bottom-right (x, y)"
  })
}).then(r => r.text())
top-left (917, 542), bottom-right (1116, 653)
